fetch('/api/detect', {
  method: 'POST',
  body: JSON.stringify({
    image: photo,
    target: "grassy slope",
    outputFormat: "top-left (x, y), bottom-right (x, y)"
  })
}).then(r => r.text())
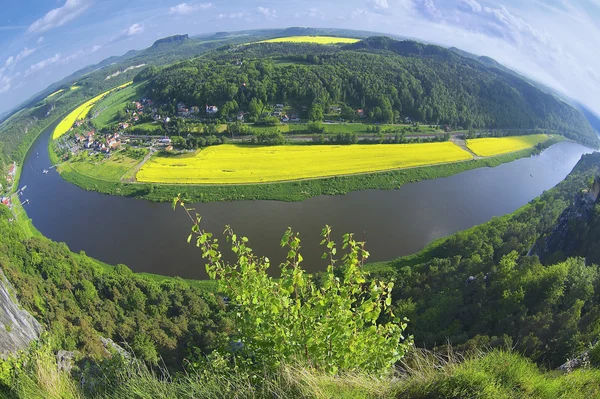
top-left (57, 151), bottom-right (143, 182)
top-left (92, 82), bottom-right (145, 128)
top-left (5, 349), bottom-right (600, 398)
top-left (53, 137), bottom-right (562, 203)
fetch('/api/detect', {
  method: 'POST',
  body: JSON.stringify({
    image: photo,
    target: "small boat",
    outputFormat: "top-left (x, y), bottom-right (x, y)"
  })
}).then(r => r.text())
top-left (43, 169), bottom-right (49, 174)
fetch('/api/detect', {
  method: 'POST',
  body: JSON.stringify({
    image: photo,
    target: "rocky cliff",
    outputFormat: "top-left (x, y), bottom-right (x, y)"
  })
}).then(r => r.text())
top-left (0, 268), bottom-right (42, 356)
top-left (533, 177), bottom-right (600, 264)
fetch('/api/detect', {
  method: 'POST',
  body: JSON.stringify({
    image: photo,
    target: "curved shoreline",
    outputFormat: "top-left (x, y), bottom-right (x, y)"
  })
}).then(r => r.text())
top-left (52, 137), bottom-right (563, 203)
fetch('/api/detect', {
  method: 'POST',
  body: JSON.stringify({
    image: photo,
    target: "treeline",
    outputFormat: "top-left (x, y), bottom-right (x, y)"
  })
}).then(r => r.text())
top-left (367, 152), bottom-right (600, 367)
top-left (142, 38), bottom-right (599, 147)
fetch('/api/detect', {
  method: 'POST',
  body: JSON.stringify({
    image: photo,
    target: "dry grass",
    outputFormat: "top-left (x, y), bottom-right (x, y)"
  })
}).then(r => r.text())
top-left (136, 142), bottom-right (473, 184)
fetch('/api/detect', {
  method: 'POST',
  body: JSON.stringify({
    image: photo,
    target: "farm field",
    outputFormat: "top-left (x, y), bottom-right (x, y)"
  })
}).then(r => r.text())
top-left (260, 36), bottom-right (360, 44)
top-left (58, 151), bottom-right (144, 182)
top-left (136, 142), bottom-right (473, 184)
top-left (46, 89), bottom-right (64, 99)
top-left (466, 134), bottom-right (550, 156)
top-left (52, 81), bottom-right (133, 139)
top-left (93, 82), bottom-right (145, 128)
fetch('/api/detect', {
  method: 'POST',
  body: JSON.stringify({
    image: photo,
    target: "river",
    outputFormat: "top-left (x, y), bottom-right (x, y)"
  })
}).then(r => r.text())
top-left (19, 128), bottom-right (594, 279)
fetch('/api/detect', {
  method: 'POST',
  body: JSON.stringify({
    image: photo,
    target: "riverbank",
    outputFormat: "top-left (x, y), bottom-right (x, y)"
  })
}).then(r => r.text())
top-left (52, 136), bottom-right (564, 203)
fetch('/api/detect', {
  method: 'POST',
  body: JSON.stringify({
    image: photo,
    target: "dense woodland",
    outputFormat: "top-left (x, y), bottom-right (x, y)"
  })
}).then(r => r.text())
top-left (0, 209), bottom-right (229, 367)
top-left (368, 152), bottom-right (600, 368)
top-left (143, 37), bottom-right (599, 147)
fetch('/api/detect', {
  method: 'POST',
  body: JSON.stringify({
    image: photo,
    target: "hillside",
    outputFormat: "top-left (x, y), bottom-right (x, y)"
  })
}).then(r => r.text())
top-left (145, 36), bottom-right (599, 147)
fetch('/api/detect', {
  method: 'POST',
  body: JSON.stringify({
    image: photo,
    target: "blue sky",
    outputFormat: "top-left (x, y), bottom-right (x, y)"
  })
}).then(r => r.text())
top-left (1, 0), bottom-right (600, 116)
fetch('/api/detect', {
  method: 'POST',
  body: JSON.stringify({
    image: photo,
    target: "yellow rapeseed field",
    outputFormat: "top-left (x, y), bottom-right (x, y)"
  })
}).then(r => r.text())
top-left (260, 36), bottom-right (360, 44)
top-left (53, 81), bottom-right (133, 139)
top-left (137, 142), bottom-right (473, 184)
top-left (466, 134), bottom-right (550, 157)
top-left (46, 89), bottom-right (64, 99)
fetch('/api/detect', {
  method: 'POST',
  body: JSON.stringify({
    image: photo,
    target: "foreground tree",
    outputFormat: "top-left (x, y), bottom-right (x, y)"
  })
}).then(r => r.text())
top-left (175, 197), bottom-right (412, 374)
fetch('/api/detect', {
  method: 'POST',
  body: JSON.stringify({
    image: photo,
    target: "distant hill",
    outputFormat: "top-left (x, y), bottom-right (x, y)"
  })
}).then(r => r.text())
top-left (147, 36), bottom-right (599, 146)
top-left (151, 34), bottom-right (189, 47)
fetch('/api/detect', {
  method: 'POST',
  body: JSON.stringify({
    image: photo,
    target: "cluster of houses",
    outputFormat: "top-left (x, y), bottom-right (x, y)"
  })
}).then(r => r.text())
top-left (270, 104), bottom-right (301, 123)
top-left (176, 102), bottom-right (219, 118)
top-left (5, 163), bottom-right (16, 186)
top-left (0, 196), bottom-right (12, 209)
top-left (74, 131), bottom-right (121, 154)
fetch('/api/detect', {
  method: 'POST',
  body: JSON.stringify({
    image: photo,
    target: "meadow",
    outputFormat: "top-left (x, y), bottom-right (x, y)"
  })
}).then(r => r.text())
top-left (93, 82), bottom-right (145, 128)
top-left (467, 134), bottom-right (550, 156)
top-left (57, 150), bottom-right (145, 182)
top-left (136, 142), bottom-right (472, 184)
top-left (52, 81), bottom-right (133, 140)
top-left (260, 36), bottom-right (360, 44)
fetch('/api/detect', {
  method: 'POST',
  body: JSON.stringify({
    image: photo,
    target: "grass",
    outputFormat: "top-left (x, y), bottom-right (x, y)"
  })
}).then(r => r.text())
top-left (129, 122), bottom-right (165, 133)
top-left (467, 134), bottom-right (550, 156)
top-left (52, 82), bottom-right (133, 140)
top-left (57, 151), bottom-right (144, 183)
top-left (92, 83), bottom-right (145, 129)
top-left (45, 89), bottom-right (64, 100)
top-left (70, 85), bottom-right (80, 91)
top-left (4, 348), bottom-right (600, 398)
top-left (136, 142), bottom-right (473, 184)
top-left (259, 35), bottom-right (360, 44)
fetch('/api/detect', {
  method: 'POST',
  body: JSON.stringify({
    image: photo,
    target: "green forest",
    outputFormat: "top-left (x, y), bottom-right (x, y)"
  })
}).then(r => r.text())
top-left (144, 37), bottom-right (599, 147)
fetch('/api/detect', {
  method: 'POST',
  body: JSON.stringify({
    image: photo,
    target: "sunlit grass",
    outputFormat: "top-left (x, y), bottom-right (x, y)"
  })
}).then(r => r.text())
top-left (260, 36), bottom-right (360, 44)
top-left (136, 142), bottom-right (473, 184)
top-left (52, 81), bottom-right (133, 140)
top-left (466, 134), bottom-right (550, 157)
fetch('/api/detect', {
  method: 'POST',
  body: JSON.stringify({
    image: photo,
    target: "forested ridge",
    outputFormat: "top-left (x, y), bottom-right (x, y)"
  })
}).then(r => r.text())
top-left (144, 37), bottom-right (599, 147)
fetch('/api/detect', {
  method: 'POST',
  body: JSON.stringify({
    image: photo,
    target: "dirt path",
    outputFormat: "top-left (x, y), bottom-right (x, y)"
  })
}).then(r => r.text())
top-left (451, 138), bottom-right (482, 159)
top-left (121, 148), bottom-right (154, 183)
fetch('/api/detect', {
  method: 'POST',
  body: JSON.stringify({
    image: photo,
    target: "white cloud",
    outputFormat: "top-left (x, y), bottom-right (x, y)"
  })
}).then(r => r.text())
top-left (169, 2), bottom-right (213, 15)
top-left (126, 23), bottom-right (144, 36)
top-left (28, 0), bottom-right (91, 33)
top-left (91, 44), bottom-right (102, 53)
top-left (15, 48), bottom-right (36, 64)
top-left (37, 36), bottom-right (45, 44)
top-left (217, 12), bottom-right (249, 19)
top-left (294, 8), bottom-right (323, 19)
top-left (25, 53), bottom-right (62, 76)
top-left (368, 0), bottom-right (389, 11)
top-left (257, 7), bottom-right (277, 19)
top-left (459, 0), bottom-right (482, 13)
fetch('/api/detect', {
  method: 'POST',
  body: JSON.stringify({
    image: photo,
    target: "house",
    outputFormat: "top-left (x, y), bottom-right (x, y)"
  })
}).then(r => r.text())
top-left (206, 105), bottom-right (218, 115)
top-left (272, 111), bottom-right (282, 117)
top-left (177, 102), bottom-right (186, 111)
top-left (120, 122), bottom-right (130, 129)
top-left (164, 117), bottom-right (171, 123)
top-left (1, 197), bottom-right (10, 207)
top-left (404, 117), bottom-right (412, 124)
top-left (281, 115), bottom-right (289, 122)
top-left (165, 145), bottom-right (174, 151)
top-left (275, 103), bottom-right (284, 109)
top-left (357, 109), bottom-right (365, 118)
top-left (290, 115), bottom-right (300, 122)
top-left (133, 116), bottom-right (139, 122)
top-left (161, 138), bottom-right (172, 145)
top-left (237, 112), bottom-right (245, 121)
top-left (135, 102), bottom-right (143, 110)
top-left (330, 105), bottom-right (342, 113)
top-left (75, 120), bottom-right (85, 127)
top-left (190, 106), bottom-right (200, 114)
top-left (178, 108), bottom-right (190, 117)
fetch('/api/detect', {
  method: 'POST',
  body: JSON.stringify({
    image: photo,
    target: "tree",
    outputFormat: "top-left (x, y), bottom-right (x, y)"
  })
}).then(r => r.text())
top-left (248, 98), bottom-right (263, 120)
top-left (176, 199), bottom-right (412, 375)
top-left (309, 103), bottom-right (323, 122)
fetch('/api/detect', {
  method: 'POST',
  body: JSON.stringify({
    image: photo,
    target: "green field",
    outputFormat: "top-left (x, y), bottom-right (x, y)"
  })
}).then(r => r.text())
top-left (57, 151), bottom-right (145, 182)
top-left (93, 83), bottom-right (145, 128)
top-left (129, 122), bottom-right (165, 133)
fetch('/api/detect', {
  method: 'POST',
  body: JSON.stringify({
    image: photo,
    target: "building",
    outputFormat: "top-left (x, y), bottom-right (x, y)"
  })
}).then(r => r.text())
top-left (281, 115), bottom-right (289, 122)
top-left (206, 105), bottom-right (218, 115)
top-left (237, 112), bottom-right (245, 121)
top-left (275, 103), bottom-right (284, 109)
top-left (357, 109), bottom-right (365, 118)
top-left (330, 105), bottom-right (342, 113)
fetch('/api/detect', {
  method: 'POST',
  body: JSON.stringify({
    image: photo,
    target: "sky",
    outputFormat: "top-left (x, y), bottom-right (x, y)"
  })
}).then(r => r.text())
top-left (1, 0), bottom-right (600, 116)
